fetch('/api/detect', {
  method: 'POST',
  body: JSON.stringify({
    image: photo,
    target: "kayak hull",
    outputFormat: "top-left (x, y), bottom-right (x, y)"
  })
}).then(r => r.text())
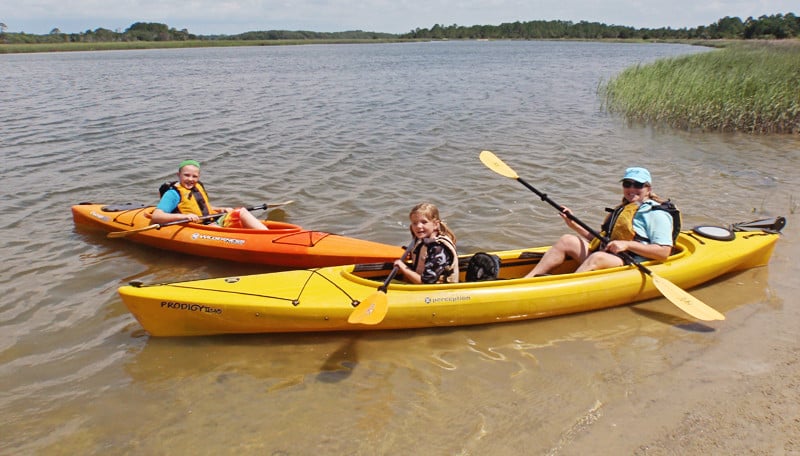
top-left (72, 203), bottom-right (404, 268)
top-left (118, 227), bottom-right (781, 336)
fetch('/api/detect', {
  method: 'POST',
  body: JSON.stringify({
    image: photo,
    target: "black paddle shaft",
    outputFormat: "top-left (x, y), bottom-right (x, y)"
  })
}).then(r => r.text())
top-left (158, 204), bottom-right (269, 228)
top-left (516, 176), bottom-right (651, 275)
top-left (378, 240), bottom-right (417, 293)
top-left (516, 176), bottom-right (606, 240)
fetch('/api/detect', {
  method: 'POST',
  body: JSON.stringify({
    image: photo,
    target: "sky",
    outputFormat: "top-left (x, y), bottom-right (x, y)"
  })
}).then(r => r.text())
top-left (1, 0), bottom-right (796, 36)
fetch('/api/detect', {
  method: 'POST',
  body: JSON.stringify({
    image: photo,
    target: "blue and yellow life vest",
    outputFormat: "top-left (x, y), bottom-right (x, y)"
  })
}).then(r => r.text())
top-left (159, 181), bottom-right (211, 217)
top-left (589, 200), bottom-right (681, 251)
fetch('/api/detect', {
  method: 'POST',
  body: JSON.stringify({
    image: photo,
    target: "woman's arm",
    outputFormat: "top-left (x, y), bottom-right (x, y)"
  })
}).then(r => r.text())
top-left (605, 240), bottom-right (672, 261)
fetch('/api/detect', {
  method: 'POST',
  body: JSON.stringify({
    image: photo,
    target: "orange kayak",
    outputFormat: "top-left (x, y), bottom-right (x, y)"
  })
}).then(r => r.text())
top-left (72, 202), bottom-right (404, 268)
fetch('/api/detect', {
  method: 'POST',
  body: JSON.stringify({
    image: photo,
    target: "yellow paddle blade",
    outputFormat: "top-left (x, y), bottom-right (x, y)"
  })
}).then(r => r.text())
top-left (480, 150), bottom-right (519, 179)
top-left (347, 292), bottom-right (388, 325)
top-left (650, 273), bottom-right (725, 321)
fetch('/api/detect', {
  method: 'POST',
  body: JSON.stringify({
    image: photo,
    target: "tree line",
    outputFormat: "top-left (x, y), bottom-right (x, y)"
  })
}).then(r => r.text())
top-left (0, 22), bottom-right (196, 44)
top-left (0, 21), bottom-right (397, 44)
top-left (401, 14), bottom-right (800, 40)
top-left (1, 14), bottom-right (798, 45)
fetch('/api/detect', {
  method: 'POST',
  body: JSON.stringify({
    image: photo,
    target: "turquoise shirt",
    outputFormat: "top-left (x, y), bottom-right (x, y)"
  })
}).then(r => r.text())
top-left (633, 200), bottom-right (674, 246)
top-left (156, 189), bottom-right (181, 213)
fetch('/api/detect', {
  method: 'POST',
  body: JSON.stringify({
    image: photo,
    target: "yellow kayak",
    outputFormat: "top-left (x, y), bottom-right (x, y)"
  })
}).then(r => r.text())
top-left (119, 220), bottom-right (783, 337)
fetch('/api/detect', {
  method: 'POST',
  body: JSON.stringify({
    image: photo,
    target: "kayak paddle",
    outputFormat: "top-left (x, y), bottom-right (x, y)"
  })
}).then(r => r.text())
top-left (348, 239), bottom-right (417, 325)
top-left (479, 150), bottom-right (725, 321)
top-left (107, 201), bottom-right (294, 238)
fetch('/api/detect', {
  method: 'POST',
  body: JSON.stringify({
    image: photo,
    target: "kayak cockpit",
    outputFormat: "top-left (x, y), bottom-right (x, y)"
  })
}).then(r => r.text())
top-left (347, 239), bottom-right (694, 287)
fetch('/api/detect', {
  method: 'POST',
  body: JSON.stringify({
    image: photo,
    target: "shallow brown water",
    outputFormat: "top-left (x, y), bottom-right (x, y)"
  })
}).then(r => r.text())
top-left (1, 42), bottom-right (799, 454)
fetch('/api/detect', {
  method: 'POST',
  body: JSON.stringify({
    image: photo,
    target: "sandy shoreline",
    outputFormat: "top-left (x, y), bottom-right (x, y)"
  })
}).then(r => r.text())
top-left (563, 220), bottom-right (800, 455)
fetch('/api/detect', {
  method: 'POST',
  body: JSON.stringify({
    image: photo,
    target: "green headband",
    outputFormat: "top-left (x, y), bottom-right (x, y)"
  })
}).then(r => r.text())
top-left (178, 159), bottom-right (200, 170)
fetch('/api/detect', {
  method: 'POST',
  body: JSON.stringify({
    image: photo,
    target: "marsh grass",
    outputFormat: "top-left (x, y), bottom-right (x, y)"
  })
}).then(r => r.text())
top-left (0, 39), bottom-right (406, 54)
top-left (602, 41), bottom-right (800, 134)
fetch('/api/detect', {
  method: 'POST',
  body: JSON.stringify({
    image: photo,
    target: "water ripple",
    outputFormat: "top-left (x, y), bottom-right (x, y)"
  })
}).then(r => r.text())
top-left (1, 42), bottom-right (798, 452)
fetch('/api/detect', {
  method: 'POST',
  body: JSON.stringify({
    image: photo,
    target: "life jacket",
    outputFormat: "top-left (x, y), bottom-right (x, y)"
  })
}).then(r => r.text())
top-left (158, 181), bottom-right (211, 217)
top-left (644, 200), bottom-right (681, 243)
top-left (411, 235), bottom-right (459, 283)
top-left (589, 200), bottom-right (681, 251)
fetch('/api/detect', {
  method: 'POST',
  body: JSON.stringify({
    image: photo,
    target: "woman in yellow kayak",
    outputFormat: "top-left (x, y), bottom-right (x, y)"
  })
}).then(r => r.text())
top-left (395, 202), bottom-right (459, 284)
top-left (525, 167), bottom-right (674, 277)
top-left (150, 159), bottom-right (268, 230)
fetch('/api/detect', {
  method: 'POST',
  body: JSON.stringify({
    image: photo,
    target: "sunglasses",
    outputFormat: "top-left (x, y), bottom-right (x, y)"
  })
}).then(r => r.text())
top-left (622, 180), bottom-right (646, 189)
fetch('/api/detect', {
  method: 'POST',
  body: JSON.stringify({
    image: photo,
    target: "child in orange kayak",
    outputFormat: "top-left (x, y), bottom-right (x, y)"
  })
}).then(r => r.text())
top-left (150, 159), bottom-right (268, 230)
top-left (395, 202), bottom-right (459, 284)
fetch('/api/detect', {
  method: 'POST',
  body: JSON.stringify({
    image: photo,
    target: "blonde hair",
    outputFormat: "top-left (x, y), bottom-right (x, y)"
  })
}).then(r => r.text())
top-left (409, 202), bottom-right (457, 243)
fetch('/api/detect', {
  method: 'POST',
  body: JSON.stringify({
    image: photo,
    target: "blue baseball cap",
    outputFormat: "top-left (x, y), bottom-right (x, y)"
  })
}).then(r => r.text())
top-left (621, 167), bottom-right (651, 184)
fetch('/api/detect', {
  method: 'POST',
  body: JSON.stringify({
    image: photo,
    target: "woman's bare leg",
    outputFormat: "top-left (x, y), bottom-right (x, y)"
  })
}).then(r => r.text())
top-left (525, 234), bottom-right (589, 278)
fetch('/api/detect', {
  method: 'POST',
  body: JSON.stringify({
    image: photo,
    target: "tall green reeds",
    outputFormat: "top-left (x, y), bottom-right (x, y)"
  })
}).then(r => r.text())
top-left (602, 41), bottom-right (800, 134)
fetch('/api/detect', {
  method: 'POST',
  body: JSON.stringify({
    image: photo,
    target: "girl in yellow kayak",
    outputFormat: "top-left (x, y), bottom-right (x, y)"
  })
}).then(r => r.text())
top-left (150, 159), bottom-right (268, 230)
top-left (395, 202), bottom-right (459, 284)
top-left (526, 167), bottom-right (674, 277)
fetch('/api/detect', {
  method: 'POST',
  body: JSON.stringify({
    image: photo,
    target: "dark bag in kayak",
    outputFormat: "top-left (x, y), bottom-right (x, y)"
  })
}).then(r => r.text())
top-left (465, 252), bottom-right (501, 282)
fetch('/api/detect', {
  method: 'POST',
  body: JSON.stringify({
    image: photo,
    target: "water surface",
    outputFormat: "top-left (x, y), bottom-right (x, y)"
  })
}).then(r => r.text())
top-left (1, 41), bottom-right (798, 454)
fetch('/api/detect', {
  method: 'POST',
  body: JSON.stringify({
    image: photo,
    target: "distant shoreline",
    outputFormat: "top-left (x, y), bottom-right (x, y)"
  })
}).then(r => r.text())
top-left (0, 38), bottom-right (419, 54)
top-left (0, 37), bottom-right (741, 55)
